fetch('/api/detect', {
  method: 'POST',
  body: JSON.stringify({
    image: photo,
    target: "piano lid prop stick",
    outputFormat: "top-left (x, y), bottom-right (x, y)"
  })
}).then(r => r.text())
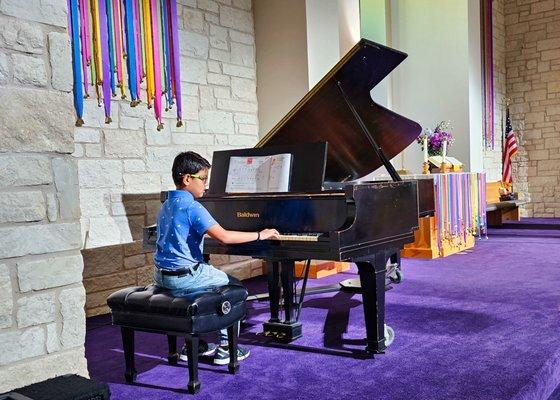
top-left (168, 0), bottom-right (183, 126)
top-left (70, 0), bottom-right (85, 126)
top-left (97, 0), bottom-right (112, 123)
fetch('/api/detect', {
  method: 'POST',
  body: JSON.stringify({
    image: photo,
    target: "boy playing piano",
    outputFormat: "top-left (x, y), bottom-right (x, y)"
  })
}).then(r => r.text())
top-left (154, 151), bottom-right (279, 364)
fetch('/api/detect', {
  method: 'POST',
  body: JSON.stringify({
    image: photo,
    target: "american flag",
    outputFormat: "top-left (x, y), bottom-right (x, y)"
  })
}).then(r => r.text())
top-left (502, 107), bottom-right (518, 185)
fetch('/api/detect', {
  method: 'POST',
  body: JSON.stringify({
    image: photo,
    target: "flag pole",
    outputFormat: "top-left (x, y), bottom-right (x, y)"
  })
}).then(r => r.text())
top-left (502, 98), bottom-right (510, 191)
top-left (501, 98), bottom-right (506, 181)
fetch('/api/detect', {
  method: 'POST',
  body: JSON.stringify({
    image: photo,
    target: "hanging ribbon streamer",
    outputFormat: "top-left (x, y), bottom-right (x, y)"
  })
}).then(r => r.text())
top-left (150, 0), bottom-right (163, 130)
top-left (123, 0), bottom-right (138, 104)
top-left (70, 0), bottom-right (84, 126)
top-left (132, 0), bottom-right (142, 101)
top-left (105, 0), bottom-right (116, 97)
top-left (433, 172), bottom-right (487, 255)
top-left (480, 0), bottom-right (494, 149)
top-left (161, 0), bottom-right (173, 111)
top-left (79, 0), bottom-right (91, 98)
top-left (67, 0), bottom-right (183, 128)
top-left (168, 0), bottom-right (182, 126)
top-left (97, 0), bottom-right (112, 123)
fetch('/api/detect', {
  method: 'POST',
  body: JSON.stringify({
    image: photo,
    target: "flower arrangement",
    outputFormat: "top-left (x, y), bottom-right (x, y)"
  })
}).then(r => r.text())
top-left (417, 121), bottom-right (454, 157)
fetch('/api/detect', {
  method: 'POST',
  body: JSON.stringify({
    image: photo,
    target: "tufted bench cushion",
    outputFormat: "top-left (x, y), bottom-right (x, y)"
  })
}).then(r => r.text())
top-left (107, 283), bottom-right (248, 334)
top-left (106, 279), bottom-right (248, 394)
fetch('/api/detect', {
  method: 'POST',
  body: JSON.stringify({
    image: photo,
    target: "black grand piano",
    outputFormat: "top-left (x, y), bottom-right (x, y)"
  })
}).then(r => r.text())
top-left (145, 39), bottom-right (432, 355)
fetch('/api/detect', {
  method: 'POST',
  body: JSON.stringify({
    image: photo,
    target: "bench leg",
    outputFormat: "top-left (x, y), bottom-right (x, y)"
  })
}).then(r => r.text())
top-left (186, 334), bottom-right (200, 394)
top-left (167, 335), bottom-right (178, 365)
top-left (227, 321), bottom-right (239, 374)
top-left (121, 327), bottom-right (137, 383)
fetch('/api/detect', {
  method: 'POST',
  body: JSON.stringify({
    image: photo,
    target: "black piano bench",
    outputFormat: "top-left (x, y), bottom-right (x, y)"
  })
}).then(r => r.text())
top-left (106, 282), bottom-right (248, 394)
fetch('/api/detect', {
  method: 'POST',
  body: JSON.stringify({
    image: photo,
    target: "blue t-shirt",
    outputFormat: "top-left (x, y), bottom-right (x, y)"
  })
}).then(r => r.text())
top-left (154, 190), bottom-right (218, 270)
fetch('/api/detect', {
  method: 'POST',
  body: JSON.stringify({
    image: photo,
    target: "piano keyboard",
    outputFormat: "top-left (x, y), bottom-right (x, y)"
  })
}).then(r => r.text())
top-left (271, 233), bottom-right (323, 242)
top-left (202, 233), bottom-right (325, 242)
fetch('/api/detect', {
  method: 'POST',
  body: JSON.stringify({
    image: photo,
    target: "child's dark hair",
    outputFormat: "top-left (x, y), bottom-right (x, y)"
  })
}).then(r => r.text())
top-left (172, 151), bottom-right (211, 186)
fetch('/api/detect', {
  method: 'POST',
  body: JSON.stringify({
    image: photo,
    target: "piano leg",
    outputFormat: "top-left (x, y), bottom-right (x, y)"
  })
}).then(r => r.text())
top-left (262, 259), bottom-right (302, 341)
top-left (356, 252), bottom-right (388, 354)
top-left (266, 261), bottom-right (281, 323)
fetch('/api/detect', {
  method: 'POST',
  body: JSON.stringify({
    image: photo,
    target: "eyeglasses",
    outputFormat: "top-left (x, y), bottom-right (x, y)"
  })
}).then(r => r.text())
top-left (188, 174), bottom-right (208, 183)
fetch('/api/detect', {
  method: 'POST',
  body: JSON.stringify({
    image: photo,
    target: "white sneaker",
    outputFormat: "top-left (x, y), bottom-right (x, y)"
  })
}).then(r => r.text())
top-left (179, 341), bottom-right (218, 361)
top-left (384, 324), bottom-right (395, 347)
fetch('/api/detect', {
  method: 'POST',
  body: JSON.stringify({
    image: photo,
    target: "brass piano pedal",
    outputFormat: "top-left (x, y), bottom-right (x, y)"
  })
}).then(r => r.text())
top-left (262, 321), bottom-right (302, 342)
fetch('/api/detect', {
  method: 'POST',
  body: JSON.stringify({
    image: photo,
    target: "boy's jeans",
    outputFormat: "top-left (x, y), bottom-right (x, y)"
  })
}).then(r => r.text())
top-left (154, 262), bottom-right (232, 345)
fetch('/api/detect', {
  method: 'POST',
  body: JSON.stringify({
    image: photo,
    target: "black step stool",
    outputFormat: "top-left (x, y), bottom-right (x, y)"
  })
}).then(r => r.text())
top-left (106, 280), bottom-right (248, 394)
top-left (0, 374), bottom-right (110, 400)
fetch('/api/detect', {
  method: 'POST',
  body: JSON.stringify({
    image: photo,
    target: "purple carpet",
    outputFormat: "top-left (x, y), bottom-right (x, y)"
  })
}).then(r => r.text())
top-left (86, 219), bottom-right (560, 399)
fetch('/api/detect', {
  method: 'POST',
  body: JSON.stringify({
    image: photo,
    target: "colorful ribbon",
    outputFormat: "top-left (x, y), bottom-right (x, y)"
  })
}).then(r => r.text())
top-left (481, 0), bottom-right (494, 149)
top-left (69, 0), bottom-right (84, 126)
top-left (433, 173), bottom-right (487, 255)
top-left (67, 0), bottom-right (183, 128)
top-left (168, 0), bottom-right (182, 126)
top-left (124, 0), bottom-right (138, 104)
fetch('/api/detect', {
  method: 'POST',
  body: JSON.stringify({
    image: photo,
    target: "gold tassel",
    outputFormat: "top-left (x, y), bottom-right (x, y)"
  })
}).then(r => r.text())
top-left (75, 118), bottom-right (84, 127)
top-left (176, 119), bottom-right (183, 128)
top-left (157, 122), bottom-right (164, 131)
top-left (105, 116), bottom-right (112, 124)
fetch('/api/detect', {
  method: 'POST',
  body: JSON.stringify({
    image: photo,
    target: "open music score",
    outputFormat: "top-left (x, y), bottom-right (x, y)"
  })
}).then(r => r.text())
top-left (225, 153), bottom-right (293, 193)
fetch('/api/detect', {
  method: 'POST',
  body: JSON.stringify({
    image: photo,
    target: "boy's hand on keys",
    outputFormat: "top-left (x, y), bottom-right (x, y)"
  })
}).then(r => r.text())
top-left (259, 229), bottom-right (280, 240)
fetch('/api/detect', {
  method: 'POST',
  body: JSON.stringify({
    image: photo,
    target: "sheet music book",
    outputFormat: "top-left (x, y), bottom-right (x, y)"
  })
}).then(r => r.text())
top-left (225, 153), bottom-right (293, 193)
top-left (428, 155), bottom-right (463, 168)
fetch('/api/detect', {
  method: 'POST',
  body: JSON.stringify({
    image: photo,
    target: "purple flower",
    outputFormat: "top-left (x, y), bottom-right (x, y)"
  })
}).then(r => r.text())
top-left (417, 121), bottom-right (454, 156)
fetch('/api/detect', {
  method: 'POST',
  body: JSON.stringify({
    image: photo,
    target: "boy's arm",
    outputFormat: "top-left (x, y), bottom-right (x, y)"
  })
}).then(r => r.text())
top-left (206, 224), bottom-right (280, 245)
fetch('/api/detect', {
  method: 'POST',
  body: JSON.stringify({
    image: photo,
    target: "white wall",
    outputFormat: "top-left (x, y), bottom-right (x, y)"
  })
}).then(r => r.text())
top-left (390, 0), bottom-right (479, 173)
top-left (254, 0), bottom-right (309, 135)
top-left (339, 0), bottom-right (361, 56)
top-left (254, 0), bottom-right (360, 136)
top-left (468, 0), bottom-right (484, 172)
top-left (306, 0), bottom-right (340, 87)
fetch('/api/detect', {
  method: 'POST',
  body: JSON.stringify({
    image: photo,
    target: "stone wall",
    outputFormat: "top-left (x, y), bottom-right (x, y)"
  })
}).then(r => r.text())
top-left (75, 0), bottom-right (263, 314)
top-left (0, 0), bottom-right (88, 391)
top-left (502, 0), bottom-right (560, 217)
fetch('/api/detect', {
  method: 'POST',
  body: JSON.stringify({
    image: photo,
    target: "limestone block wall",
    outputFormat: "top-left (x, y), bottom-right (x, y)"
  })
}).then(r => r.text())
top-left (76, 0), bottom-right (263, 314)
top-left (0, 0), bottom-right (88, 391)
top-left (503, 0), bottom-right (560, 217)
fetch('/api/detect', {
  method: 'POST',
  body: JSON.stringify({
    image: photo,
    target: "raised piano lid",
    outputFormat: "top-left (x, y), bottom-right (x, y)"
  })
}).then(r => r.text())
top-left (256, 38), bottom-right (422, 183)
